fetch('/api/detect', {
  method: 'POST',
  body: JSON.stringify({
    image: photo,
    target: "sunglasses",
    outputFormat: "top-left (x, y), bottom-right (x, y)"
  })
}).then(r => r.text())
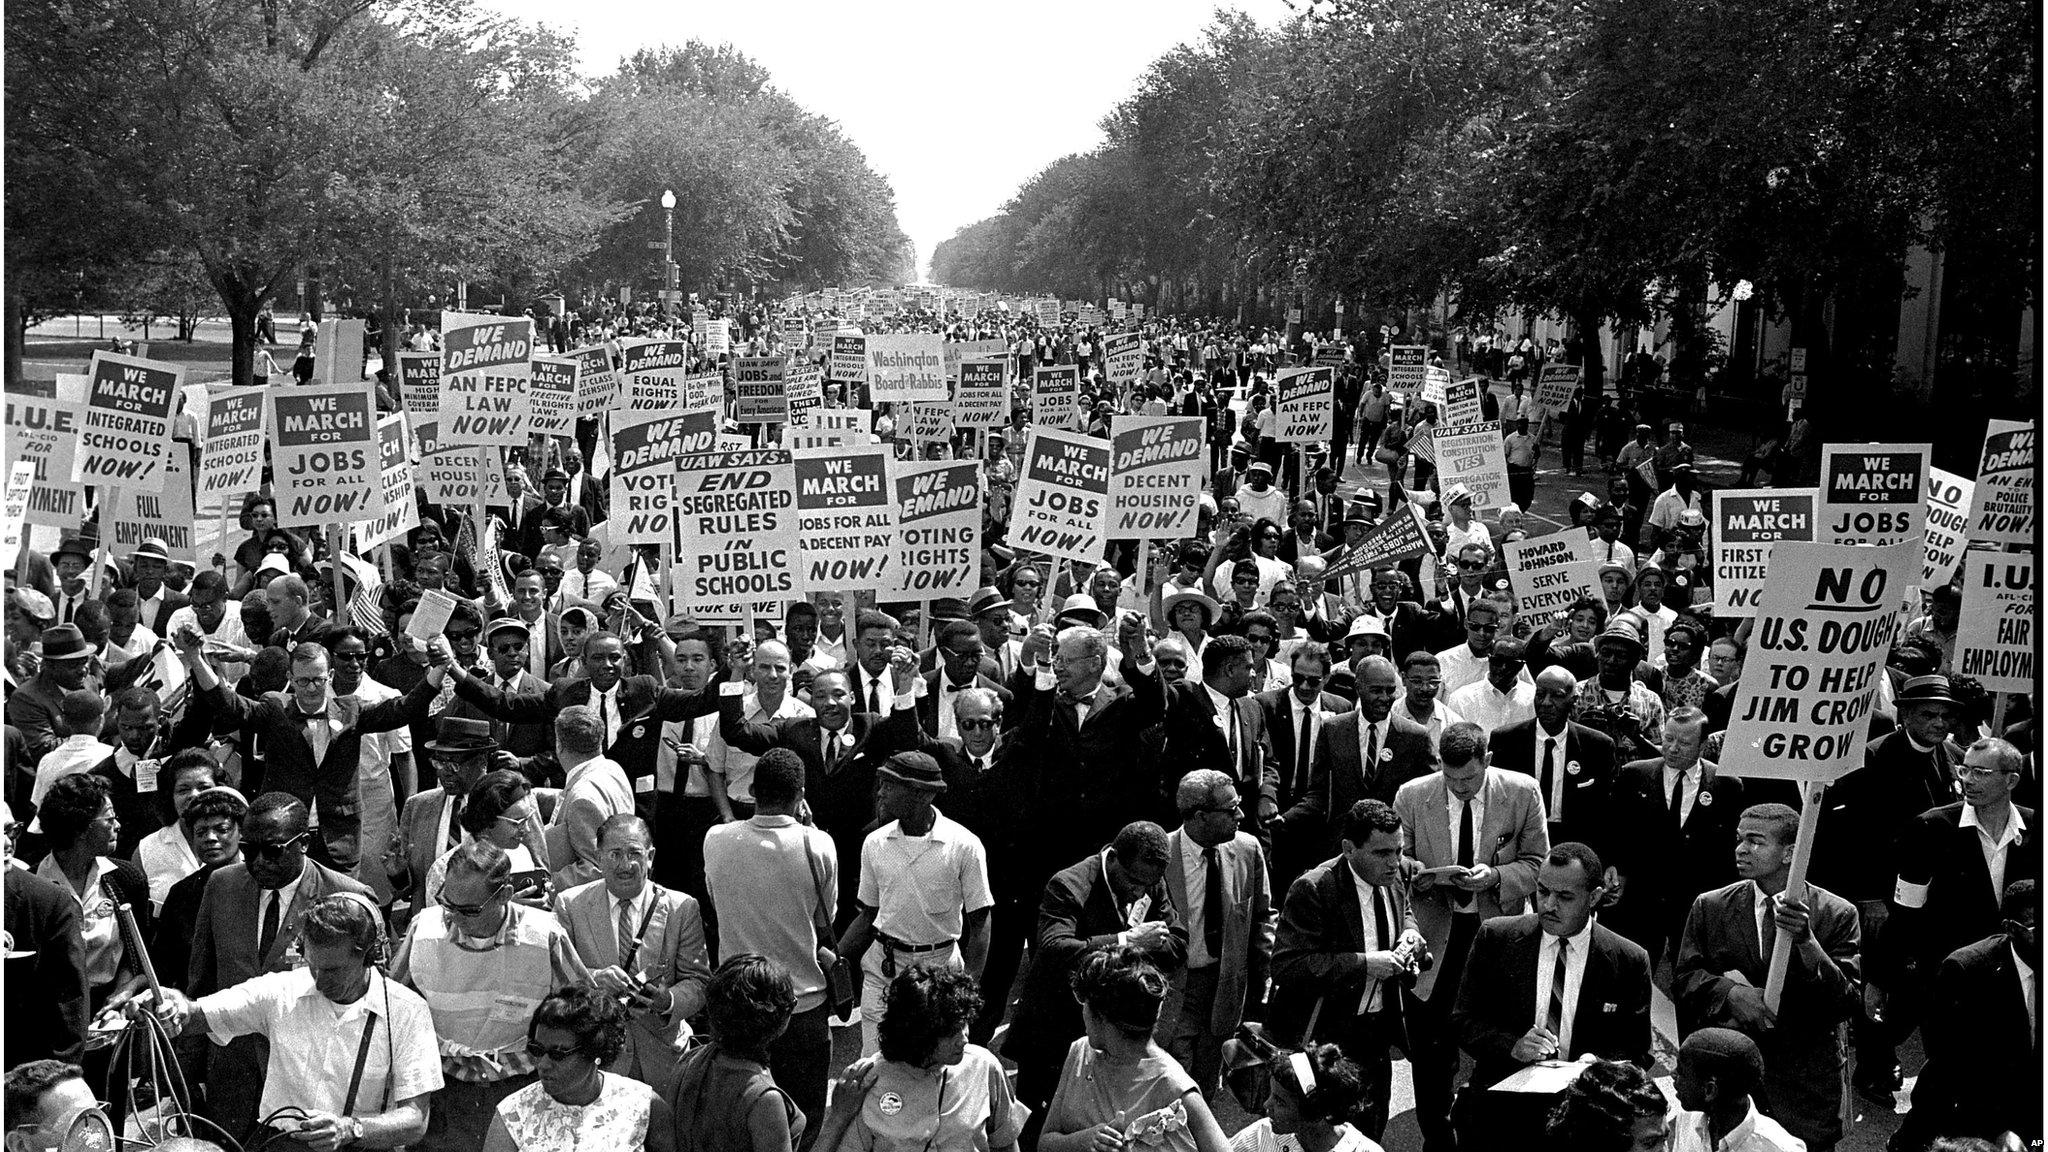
top-left (1457, 559), bottom-right (1487, 570)
top-left (958, 717), bottom-right (1001, 731)
top-left (445, 629), bottom-right (481, 641)
top-left (245, 833), bottom-right (306, 860)
top-left (1292, 673), bottom-right (1325, 688)
top-left (441, 883), bottom-right (509, 917)
top-left (330, 650), bottom-right (369, 663)
top-left (524, 1038), bottom-right (583, 1061)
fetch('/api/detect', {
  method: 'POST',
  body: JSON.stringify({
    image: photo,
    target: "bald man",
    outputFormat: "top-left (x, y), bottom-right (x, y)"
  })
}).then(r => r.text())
top-left (1489, 665), bottom-right (1618, 855)
top-left (1277, 655), bottom-right (1437, 860)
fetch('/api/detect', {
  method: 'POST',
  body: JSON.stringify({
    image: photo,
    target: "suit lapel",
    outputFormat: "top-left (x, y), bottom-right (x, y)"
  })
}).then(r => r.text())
top-left (1165, 833), bottom-right (1188, 918)
top-left (1570, 932), bottom-right (1610, 1052)
top-left (265, 869), bottom-right (321, 970)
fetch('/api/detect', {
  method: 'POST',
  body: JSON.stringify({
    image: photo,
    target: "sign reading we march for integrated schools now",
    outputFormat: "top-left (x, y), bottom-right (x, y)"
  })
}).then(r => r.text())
top-left (1956, 548), bottom-right (2035, 692)
top-left (1275, 367), bottom-right (1334, 444)
top-left (438, 312), bottom-right (532, 447)
top-left (673, 449), bottom-right (802, 622)
top-left (1108, 417), bottom-right (1203, 539)
top-left (1007, 427), bottom-right (1110, 564)
top-left (1388, 345), bottom-right (1426, 394)
top-left (887, 460), bottom-right (982, 598)
top-left (73, 351), bottom-right (181, 486)
top-left (793, 446), bottom-right (897, 589)
top-left (1721, 538), bottom-right (1917, 782)
top-left (268, 383), bottom-right (380, 528)
top-left (1712, 488), bottom-right (1815, 617)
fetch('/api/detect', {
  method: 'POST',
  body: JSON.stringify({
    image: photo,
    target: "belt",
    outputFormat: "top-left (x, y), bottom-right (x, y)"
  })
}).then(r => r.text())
top-left (877, 933), bottom-right (956, 954)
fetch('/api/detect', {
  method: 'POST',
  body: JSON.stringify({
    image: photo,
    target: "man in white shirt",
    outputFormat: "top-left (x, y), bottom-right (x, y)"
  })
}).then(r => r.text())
top-left (557, 538), bottom-right (618, 606)
top-left (812, 592), bottom-right (849, 667)
top-left (1446, 638), bottom-right (1536, 733)
top-left (1432, 597), bottom-right (1526, 698)
top-left (1236, 461), bottom-right (1288, 527)
top-left (1670, 1027), bottom-right (1806, 1152)
top-left (704, 639), bottom-right (812, 817)
top-left (1393, 651), bottom-right (1465, 747)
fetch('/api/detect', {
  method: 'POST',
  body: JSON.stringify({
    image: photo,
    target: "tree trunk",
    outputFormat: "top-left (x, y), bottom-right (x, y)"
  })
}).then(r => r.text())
top-left (5, 293), bottom-right (24, 390)
top-left (380, 238), bottom-right (404, 392)
top-left (1572, 304), bottom-right (1606, 403)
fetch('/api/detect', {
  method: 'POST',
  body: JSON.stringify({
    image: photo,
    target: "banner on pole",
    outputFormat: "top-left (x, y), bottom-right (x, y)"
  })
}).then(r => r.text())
top-left (1388, 346), bottom-right (1426, 395)
top-left (1323, 503), bottom-right (1432, 581)
top-left (733, 356), bottom-right (789, 424)
top-left (3, 390), bottom-right (88, 527)
top-left (73, 351), bottom-right (181, 486)
top-left (1534, 365), bottom-right (1580, 415)
top-left (1816, 442), bottom-right (1930, 548)
top-left (269, 382), bottom-right (380, 528)
top-left (1720, 538), bottom-right (1918, 782)
top-left (865, 333), bottom-right (947, 403)
top-left (1711, 488), bottom-right (1816, 618)
top-left (1108, 417), bottom-right (1203, 539)
top-left (570, 345), bottom-right (622, 417)
top-left (610, 407), bottom-right (719, 544)
top-left (1032, 365), bottom-right (1081, 431)
top-left (907, 402), bottom-right (955, 445)
top-left (350, 415), bottom-right (419, 550)
top-left (793, 446), bottom-right (897, 589)
top-left (954, 360), bottom-right (1009, 428)
top-left (527, 356), bottom-right (578, 438)
top-left (831, 335), bottom-right (867, 386)
top-left (1966, 419), bottom-right (2034, 546)
top-left (1431, 421), bottom-right (1510, 509)
top-left (622, 339), bottom-right (690, 413)
top-left (438, 313), bottom-right (532, 447)
top-left (1955, 548), bottom-right (2035, 692)
top-left (1275, 367), bottom-right (1334, 444)
top-left (1502, 534), bottom-right (1603, 618)
top-left (1104, 333), bottom-right (1144, 386)
top-left (1422, 364), bottom-right (1451, 407)
top-left (672, 448), bottom-right (803, 622)
top-left (1921, 468), bottom-right (1975, 591)
top-left (1006, 428), bottom-right (1110, 565)
top-left (886, 460), bottom-right (981, 598)
top-left (684, 372), bottom-right (722, 413)
top-left (398, 352), bottom-right (440, 421)
top-left (106, 450), bottom-right (196, 563)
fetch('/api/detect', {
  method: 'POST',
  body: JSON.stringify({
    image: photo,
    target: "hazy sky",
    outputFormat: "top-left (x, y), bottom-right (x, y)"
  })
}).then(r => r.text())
top-left (475, 0), bottom-right (1296, 280)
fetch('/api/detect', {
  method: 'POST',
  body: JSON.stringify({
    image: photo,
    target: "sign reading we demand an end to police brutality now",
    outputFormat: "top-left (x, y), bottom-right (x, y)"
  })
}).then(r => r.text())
top-left (438, 312), bottom-right (532, 447)
top-left (72, 351), bottom-right (182, 487)
top-left (1721, 537), bottom-right (1918, 781)
top-left (267, 382), bottom-right (380, 528)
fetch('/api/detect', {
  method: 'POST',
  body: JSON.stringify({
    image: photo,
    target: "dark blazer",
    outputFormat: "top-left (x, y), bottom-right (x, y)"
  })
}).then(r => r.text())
top-left (922, 736), bottom-right (1015, 854)
top-left (145, 590), bottom-right (192, 636)
top-left (193, 677), bottom-right (437, 876)
top-left (1453, 914), bottom-right (1652, 1091)
top-left (1155, 679), bottom-right (1281, 825)
top-left (1909, 932), bottom-right (2042, 1143)
top-left (914, 668), bottom-right (1014, 738)
top-left (4, 866), bottom-right (88, 1064)
top-left (1609, 757), bottom-right (1744, 917)
top-left (1002, 662), bottom-right (1167, 874)
top-left (1006, 852), bottom-right (1187, 1065)
top-left (1815, 729), bottom-right (1962, 904)
top-left (1256, 686), bottom-right (1354, 813)
top-left (444, 668), bottom-right (553, 759)
top-left (1490, 719), bottom-right (1616, 854)
top-left (1356, 601), bottom-right (1442, 664)
top-left (536, 496), bottom-right (593, 540)
top-left (452, 669), bottom-right (723, 782)
top-left (494, 492), bottom-right (547, 560)
top-left (1284, 711), bottom-right (1436, 856)
top-left (1879, 800), bottom-right (2039, 986)
top-left (1269, 856), bottom-right (1418, 1048)
top-left (150, 861), bottom-right (223, 993)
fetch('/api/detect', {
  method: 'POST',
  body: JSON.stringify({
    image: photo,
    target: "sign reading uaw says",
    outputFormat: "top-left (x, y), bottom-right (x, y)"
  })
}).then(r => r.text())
top-left (886, 461), bottom-right (981, 598)
top-left (673, 449), bottom-right (802, 622)
top-left (1007, 428), bottom-right (1110, 564)
top-left (438, 312), bottom-right (532, 447)
top-left (1108, 417), bottom-right (1203, 539)
top-left (267, 383), bottom-right (380, 528)
top-left (73, 351), bottom-right (182, 486)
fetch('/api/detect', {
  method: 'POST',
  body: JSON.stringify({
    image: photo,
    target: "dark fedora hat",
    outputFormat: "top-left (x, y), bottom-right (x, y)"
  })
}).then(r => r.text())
top-left (425, 715), bottom-right (499, 755)
top-left (877, 750), bottom-right (947, 793)
top-left (966, 587), bottom-right (1013, 619)
top-left (39, 624), bottom-right (92, 661)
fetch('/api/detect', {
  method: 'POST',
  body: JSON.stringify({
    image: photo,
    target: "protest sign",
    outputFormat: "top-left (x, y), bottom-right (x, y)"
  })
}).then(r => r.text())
top-left (1109, 417), bottom-right (1204, 539)
top-left (1323, 503), bottom-right (1432, 581)
top-left (438, 312), bottom-right (532, 447)
top-left (418, 445), bottom-right (504, 508)
top-left (1443, 378), bottom-right (1483, 426)
top-left (831, 335), bottom-right (867, 385)
top-left (1033, 365), bottom-right (1081, 431)
top-left (786, 366), bottom-right (825, 426)
top-left (1966, 419), bottom-right (2034, 546)
top-left (570, 345), bottom-right (622, 416)
top-left (787, 408), bottom-right (869, 450)
top-left (1431, 421), bottom-right (1510, 509)
top-left (106, 449), bottom-right (196, 561)
top-left (684, 372), bottom-right (722, 412)
top-left (407, 589), bottom-right (459, 641)
top-left (673, 448), bottom-right (803, 621)
top-left (622, 339), bottom-right (690, 413)
top-left (865, 333), bottom-right (947, 403)
top-left (611, 407), bottom-right (719, 544)
top-left (314, 318), bottom-right (367, 387)
top-left (1955, 548), bottom-right (2034, 692)
top-left (1275, 367), bottom-right (1334, 444)
top-left (1006, 428), bottom-right (1110, 564)
top-left (527, 356), bottom-right (578, 438)
top-left (1720, 538), bottom-right (1918, 781)
top-left (1502, 534), bottom-right (1603, 618)
top-left (703, 318), bottom-right (729, 358)
top-left (1104, 333), bottom-right (1144, 386)
top-left (953, 360), bottom-right (1009, 428)
top-left (397, 352), bottom-right (440, 421)
top-left (907, 402), bottom-right (955, 445)
top-left (1422, 364), bottom-right (1451, 407)
top-left (1534, 365), bottom-right (1579, 415)
top-left (1, 462), bottom-right (35, 563)
top-left (886, 461), bottom-right (982, 598)
top-left (2, 389), bottom-right (88, 527)
top-left (793, 446), bottom-right (897, 589)
top-left (733, 356), bottom-right (789, 423)
top-left (73, 351), bottom-right (181, 486)
top-left (1816, 442), bottom-right (1929, 548)
top-left (350, 415), bottom-right (419, 550)
top-left (1712, 488), bottom-right (1816, 617)
top-left (1921, 468), bottom-right (1975, 591)
top-left (1035, 299), bottom-right (1060, 326)
top-left (943, 339), bottom-right (1005, 376)
top-left (269, 382), bottom-right (379, 527)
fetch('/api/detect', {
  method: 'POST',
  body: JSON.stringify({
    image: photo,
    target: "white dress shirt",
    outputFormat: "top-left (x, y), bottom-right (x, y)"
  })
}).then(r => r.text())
top-left (1529, 723), bottom-right (1573, 818)
top-left (1670, 1101), bottom-right (1806, 1152)
top-left (1961, 800), bottom-right (2027, 900)
top-left (1532, 918), bottom-right (1594, 1056)
top-left (591, 682), bottom-right (623, 749)
top-left (1180, 832), bottom-right (1217, 969)
top-left (255, 866), bottom-right (306, 954)
top-left (1445, 785), bottom-right (1488, 892)
top-left (1664, 762), bottom-right (1702, 827)
top-left (1447, 677), bottom-right (1537, 733)
top-left (1356, 715), bottom-right (1391, 771)
top-left (1348, 862), bottom-right (1396, 1013)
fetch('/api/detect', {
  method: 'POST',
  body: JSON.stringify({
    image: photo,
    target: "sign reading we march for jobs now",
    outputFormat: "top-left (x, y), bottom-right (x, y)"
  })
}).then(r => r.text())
top-left (1006, 427), bottom-right (1110, 564)
top-left (793, 446), bottom-right (897, 589)
top-left (268, 383), bottom-right (380, 527)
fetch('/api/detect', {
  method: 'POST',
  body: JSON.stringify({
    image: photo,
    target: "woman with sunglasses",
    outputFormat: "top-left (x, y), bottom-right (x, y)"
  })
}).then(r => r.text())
top-left (1228, 1043), bottom-right (1379, 1152)
top-left (422, 769), bottom-right (551, 909)
top-left (813, 967), bottom-right (1023, 1152)
top-left (1002, 564), bottom-right (1048, 634)
top-left (485, 985), bottom-right (676, 1152)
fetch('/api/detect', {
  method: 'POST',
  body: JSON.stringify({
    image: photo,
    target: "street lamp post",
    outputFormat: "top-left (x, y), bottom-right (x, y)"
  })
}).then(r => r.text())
top-left (661, 188), bottom-right (676, 316)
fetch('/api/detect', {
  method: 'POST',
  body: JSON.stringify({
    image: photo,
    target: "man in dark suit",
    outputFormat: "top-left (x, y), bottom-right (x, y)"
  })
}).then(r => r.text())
top-left (918, 686), bottom-right (1024, 1043)
top-left (914, 620), bottom-right (1013, 740)
top-left (1278, 655), bottom-right (1435, 860)
top-left (173, 622), bottom-right (445, 877)
top-left (1893, 879), bottom-right (2040, 1150)
top-left (1270, 799), bottom-right (1424, 1143)
top-left (1356, 570), bottom-right (1444, 663)
top-left (718, 651), bottom-right (922, 928)
top-left (840, 609), bottom-right (903, 718)
top-left (444, 618), bottom-right (552, 761)
top-left (496, 570), bottom-right (566, 682)
top-left (259, 574), bottom-right (334, 649)
top-left (1605, 705), bottom-right (1744, 967)
top-left (3, 821), bottom-right (89, 1065)
top-left (128, 536), bottom-right (191, 635)
top-left (539, 466), bottom-right (595, 538)
top-left (556, 452), bottom-right (607, 525)
top-left (1257, 641), bottom-right (1352, 887)
top-left (494, 468), bottom-right (547, 560)
top-left (1452, 842), bottom-right (1652, 1148)
top-left (187, 793), bottom-right (375, 1141)
top-left (1277, 497), bottom-right (1336, 568)
top-left (1004, 821), bottom-right (1186, 1144)
top-left (1158, 770), bottom-right (1276, 1096)
top-left (1492, 666), bottom-right (1617, 854)
top-left (1153, 634), bottom-right (1280, 836)
top-left (1676, 802), bottom-right (1861, 1150)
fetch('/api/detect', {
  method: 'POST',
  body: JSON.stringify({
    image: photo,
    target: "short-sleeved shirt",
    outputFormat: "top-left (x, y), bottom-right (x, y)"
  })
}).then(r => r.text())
top-left (1044, 1039), bottom-right (1198, 1152)
top-left (846, 1047), bottom-right (1025, 1152)
top-left (198, 968), bottom-right (444, 1119)
top-left (857, 813), bottom-right (993, 947)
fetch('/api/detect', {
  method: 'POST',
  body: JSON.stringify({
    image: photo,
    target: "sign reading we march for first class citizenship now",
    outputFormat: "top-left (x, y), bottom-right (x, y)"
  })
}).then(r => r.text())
top-left (438, 312), bottom-right (532, 447)
top-left (73, 351), bottom-right (181, 486)
top-left (1712, 488), bottom-right (1815, 617)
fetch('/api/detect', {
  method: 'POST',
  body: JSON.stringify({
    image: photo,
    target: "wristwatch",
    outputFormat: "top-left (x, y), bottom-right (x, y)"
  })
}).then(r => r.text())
top-left (346, 1117), bottom-right (365, 1144)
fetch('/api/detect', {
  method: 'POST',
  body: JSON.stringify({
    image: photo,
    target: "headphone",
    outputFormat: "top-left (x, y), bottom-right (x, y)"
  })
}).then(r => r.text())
top-left (1286, 1051), bottom-right (1325, 1116)
top-left (308, 891), bottom-right (391, 967)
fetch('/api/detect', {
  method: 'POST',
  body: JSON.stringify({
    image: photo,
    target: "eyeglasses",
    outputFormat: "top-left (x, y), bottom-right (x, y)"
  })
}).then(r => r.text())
top-left (524, 1038), bottom-right (583, 1062)
top-left (445, 628), bottom-right (481, 641)
top-left (1291, 673), bottom-right (1325, 688)
top-left (958, 717), bottom-right (1001, 731)
top-left (1197, 800), bottom-right (1243, 815)
top-left (330, 650), bottom-right (369, 663)
top-left (1457, 559), bottom-right (1487, 570)
top-left (289, 674), bottom-right (330, 688)
top-left (1465, 621), bottom-right (1500, 633)
top-left (602, 847), bottom-right (650, 863)
top-left (496, 809), bottom-right (535, 828)
top-left (1956, 765), bottom-right (2021, 781)
top-left (440, 884), bottom-right (509, 917)
top-left (245, 833), bottom-right (306, 860)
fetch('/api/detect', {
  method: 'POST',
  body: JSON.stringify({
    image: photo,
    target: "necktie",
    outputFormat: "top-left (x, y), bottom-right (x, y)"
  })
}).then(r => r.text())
top-left (1670, 772), bottom-right (1687, 832)
top-left (258, 890), bottom-right (281, 961)
top-left (1365, 722), bottom-right (1380, 776)
top-left (1541, 738), bottom-right (1558, 815)
top-left (1227, 705), bottom-right (1241, 777)
top-left (617, 898), bottom-right (637, 968)
top-left (598, 693), bottom-right (614, 748)
top-left (971, 755), bottom-right (984, 774)
top-left (868, 677), bottom-right (883, 715)
top-left (1296, 706), bottom-right (1313, 794)
top-left (823, 730), bottom-right (840, 773)
top-left (1545, 937), bottom-right (1570, 1044)
top-left (62, 595), bottom-right (78, 624)
top-left (1759, 889), bottom-right (1776, 965)
top-left (447, 796), bottom-right (465, 849)
top-left (1369, 886), bottom-right (1393, 1013)
top-left (1456, 798), bottom-right (1474, 909)
top-left (1201, 847), bottom-right (1223, 960)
